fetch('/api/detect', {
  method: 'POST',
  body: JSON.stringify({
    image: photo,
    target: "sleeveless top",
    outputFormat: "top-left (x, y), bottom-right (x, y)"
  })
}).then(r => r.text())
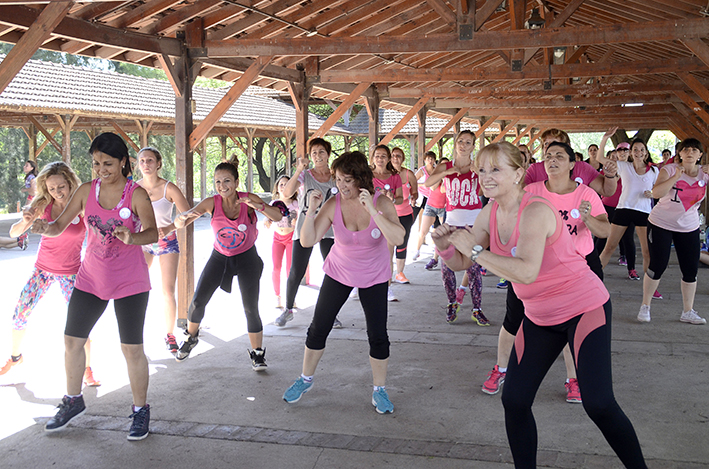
top-left (323, 193), bottom-right (391, 288)
top-left (443, 161), bottom-right (482, 226)
top-left (35, 203), bottom-right (85, 275)
top-left (75, 179), bottom-right (150, 300)
top-left (274, 199), bottom-right (298, 229)
top-left (417, 166), bottom-right (432, 198)
top-left (294, 169), bottom-right (336, 241)
top-left (151, 181), bottom-right (174, 228)
top-left (488, 192), bottom-right (608, 326)
top-left (395, 170), bottom-right (414, 217)
top-left (211, 193), bottom-right (258, 256)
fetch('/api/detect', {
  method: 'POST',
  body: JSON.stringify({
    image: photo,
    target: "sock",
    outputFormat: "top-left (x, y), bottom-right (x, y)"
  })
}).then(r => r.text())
top-left (133, 405), bottom-right (143, 412)
top-left (67, 394), bottom-right (82, 399)
top-left (373, 385), bottom-right (386, 392)
top-left (457, 286), bottom-right (468, 292)
top-left (301, 374), bottom-right (313, 383)
top-left (498, 367), bottom-right (507, 373)
top-left (11, 354), bottom-right (22, 362)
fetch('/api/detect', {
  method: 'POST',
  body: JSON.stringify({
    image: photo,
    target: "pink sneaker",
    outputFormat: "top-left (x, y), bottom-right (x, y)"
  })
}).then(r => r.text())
top-left (455, 288), bottom-right (466, 305)
top-left (565, 378), bottom-right (582, 403)
top-left (653, 290), bottom-right (663, 300)
top-left (628, 269), bottom-right (640, 280)
top-left (482, 365), bottom-right (506, 395)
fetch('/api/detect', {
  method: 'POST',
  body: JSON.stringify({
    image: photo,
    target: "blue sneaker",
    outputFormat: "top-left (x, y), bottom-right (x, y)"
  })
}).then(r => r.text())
top-left (45, 395), bottom-right (86, 432)
top-left (127, 404), bottom-right (150, 441)
top-left (496, 279), bottom-right (508, 289)
top-left (283, 377), bottom-right (312, 403)
top-left (372, 388), bottom-right (394, 414)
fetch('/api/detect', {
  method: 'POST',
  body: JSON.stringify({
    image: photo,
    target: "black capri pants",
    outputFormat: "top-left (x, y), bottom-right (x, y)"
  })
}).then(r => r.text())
top-left (65, 288), bottom-right (149, 345)
top-left (306, 275), bottom-right (390, 360)
top-left (396, 213), bottom-right (414, 260)
top-left (285, 237), bottom-right (334, 310)
top-left (189, 246), bottom-right (264, 333)
top-left (647, 222), bottom-right (700, 282)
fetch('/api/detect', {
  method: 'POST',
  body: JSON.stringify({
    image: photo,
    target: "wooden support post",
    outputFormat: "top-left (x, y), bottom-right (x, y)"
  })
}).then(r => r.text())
top-left (219, 135), bottom-right (227, 162)
top-left (343, 136), bottom-right (351, 153)
top-left (200, 139), bottom-right (207, 200)
top-left (287, 81), bottom-right (311, 160)
top-left (246, 128), bottom-right (255, 192)
top-left (365, 90), bottom-right (380, 153)
top-left (174, 48), bottom-right (196, 326)
top-left (61, 114), bottom-right (73, 164)
top-left (269, 138), bottom-right (276, 189)
top-left (27, 123), bottom-right (36, 162)
top-left (284, 130), bottom-right (293, 174)
top-left (417, 106), bottom-right (427, 167)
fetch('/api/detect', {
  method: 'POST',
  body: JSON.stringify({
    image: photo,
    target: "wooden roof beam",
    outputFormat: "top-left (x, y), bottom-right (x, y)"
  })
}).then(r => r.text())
top-left (425, 106), bottom-right (470, 151)
top-left (681, 38), bottom-right (709, 69)
top-left (491, 119), bottom-right (520, 143)
top-left (475, 116), bottom-right (499, 138)
top-left (157, 53), bottom-right (183, 98)
top-left (28, 116), bottom-right (63, 154)
top-left (426, 0), bottom-right (456, 28)
top-left (110, 120), bottom-right (140, 152)
top-left (434, 93), bottom-right (679, 109)
top-left (0, 1), bottom-right (72, 96)
top-left (474, 0), bottom-right (505, 32)
top-left (312, 81), bottom-right (371, 138)
top-left (379, 97), bottom-right (430, 146)
top-left (677, 72), bottom-right (709, 106)
top-left (523, 0), bottom-right (586, 64)
top-left (674, 91), bottom-right (709, 129)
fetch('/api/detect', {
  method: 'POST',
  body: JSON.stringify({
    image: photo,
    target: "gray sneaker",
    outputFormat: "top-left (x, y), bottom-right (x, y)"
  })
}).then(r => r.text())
top-left (637, 304), bottom-right (651, 323)
top-left (680, 309), bottom-right (706, 325)
top-left (275, 309), bottom-right (294, 327)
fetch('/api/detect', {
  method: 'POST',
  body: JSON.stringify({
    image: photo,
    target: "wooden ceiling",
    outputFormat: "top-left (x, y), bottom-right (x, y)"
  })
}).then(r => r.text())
top-left (1, 0), bottom-right (709, 138)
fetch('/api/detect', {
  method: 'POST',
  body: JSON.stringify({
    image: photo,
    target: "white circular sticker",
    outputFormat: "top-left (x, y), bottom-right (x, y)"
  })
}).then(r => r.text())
top-left (570, 208), bottom-right (581, 219)
top-left (511, 246), bottom-right (517, 257)
top-left (331, 187), bottom-right (339, 194)
top-left (574, 177), bottom-right (584, 184)
top-left (71, 216), bottom-right (80, 225)
top-left (119, 207), bottom-right (131, 219)
top-left (371, 228), bottom-right (381, 239)
top-left (384, 184), bottom-right (391, 190)
top-left (700, 180), bottom-right (706, 187)
top-left (238, 224), bottom-right (247, 232)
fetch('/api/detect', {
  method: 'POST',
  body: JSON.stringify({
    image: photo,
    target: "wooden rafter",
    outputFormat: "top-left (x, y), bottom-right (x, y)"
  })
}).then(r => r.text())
top-left (475, 116), bottom-right (499, 139)
top-left (425, 107), bottom-right (470, 151)
top-left (425, 0), bottom-right (455, 27)
top-left (491, 120), bottom-right (520, 143)
top-left (674, 91), bottom-right (709, 128)
top-left (110, 120), bottom-right (140, 152)
top-left (157, 53), bottom-right (183, 98)
top-left (677, 72), bottom-right (709, 106)
top-left (379, 97), bottom-right (430, 146)
top-left (312, 82), bottom-right (371, 138)
top-left (27, 116), bottom-right (63, 154)
top-left (523, 0), bottom-right (586, 64)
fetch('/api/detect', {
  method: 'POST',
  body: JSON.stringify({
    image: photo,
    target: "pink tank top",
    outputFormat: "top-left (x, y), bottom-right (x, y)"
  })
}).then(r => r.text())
top-left (395, 170), bottom-right (414, 217)
top-left (489, 192), bottom-right (608, 326)
top-left (417, 167), bottom-right (432, 198)
top-left (35, 203), bottom-right (85, 275)
top-left (427, 182), bottom-right (447, 209)
top-left (75, 179), bottom-right (150, 300)
top-left (211, 193), bottom-right (258, 256)
top-left (443, 161), bottom-right (482, 211)
top-left (323, 193), bottom-right (391, 288)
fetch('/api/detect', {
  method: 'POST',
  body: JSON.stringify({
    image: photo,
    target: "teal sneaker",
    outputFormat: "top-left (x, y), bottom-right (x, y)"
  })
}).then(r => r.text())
top-left (283, 377), bottom-right (312, 403)
top-left (372, 388), bottom-right (394, 414)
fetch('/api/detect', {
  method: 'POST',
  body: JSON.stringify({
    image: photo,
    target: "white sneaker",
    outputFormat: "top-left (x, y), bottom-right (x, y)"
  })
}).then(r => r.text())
top-left (637, 304), bottom-right (651, 323)
top-left (349, 288), bottom-right (359, 301)
top-left (412, 250), bottom-right (420, 261)
top-left (680, 309), bottom-right (706, 325)
top-left (387, 286), bottom-right (398, 302)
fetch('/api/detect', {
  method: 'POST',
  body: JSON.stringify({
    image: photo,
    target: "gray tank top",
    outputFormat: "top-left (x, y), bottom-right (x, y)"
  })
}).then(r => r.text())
top-left (293, 169), bottom-right (336, 240)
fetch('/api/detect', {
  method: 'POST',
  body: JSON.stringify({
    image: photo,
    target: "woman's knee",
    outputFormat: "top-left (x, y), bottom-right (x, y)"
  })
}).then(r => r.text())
top-left (368, 336), bottom-right (390, 360)
top-left (120, 343), bottom-right (146, 361)
top-left (65, 335), bottom-right (87, 353)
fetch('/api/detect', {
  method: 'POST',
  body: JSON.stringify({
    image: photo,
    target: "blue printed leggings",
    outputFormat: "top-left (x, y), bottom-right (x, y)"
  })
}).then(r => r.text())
top-left (13, 267), bottom-right (75, 330)
top-left (441, 260), bottom-right (482, 308)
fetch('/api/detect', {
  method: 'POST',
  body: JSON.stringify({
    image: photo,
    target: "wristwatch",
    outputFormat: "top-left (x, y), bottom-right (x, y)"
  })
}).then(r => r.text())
top-left (471, 245), bottom-right (484, 263)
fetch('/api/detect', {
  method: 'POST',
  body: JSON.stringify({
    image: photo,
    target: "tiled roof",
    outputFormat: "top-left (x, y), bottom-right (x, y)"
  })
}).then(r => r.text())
top-left (0, 56), bottom-right (352, 134)
top-left (348, 107), bottom-right (485, 136)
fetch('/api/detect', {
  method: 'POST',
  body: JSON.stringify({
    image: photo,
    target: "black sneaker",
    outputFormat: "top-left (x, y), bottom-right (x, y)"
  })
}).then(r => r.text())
top-left (249, 348), bottom-right (267, 371)
top-left (45, 395), bottom-right (86, 432)
top-left (175, 333), bottom-right (199, 362)
top-left (127, 404), bottom-right (150, 441)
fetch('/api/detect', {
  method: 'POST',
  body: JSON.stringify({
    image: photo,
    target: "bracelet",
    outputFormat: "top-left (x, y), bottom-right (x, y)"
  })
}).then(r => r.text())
top-left (305, 212), bottom-right (316, 219)
top-left (436, 244), bottom-right (457, 261)
top-left (256, 203), bottom-right (265, 212)
top-left (604, 174), bottom-right (617, 179)
top-left (374, 210), bottom-right (383, 217)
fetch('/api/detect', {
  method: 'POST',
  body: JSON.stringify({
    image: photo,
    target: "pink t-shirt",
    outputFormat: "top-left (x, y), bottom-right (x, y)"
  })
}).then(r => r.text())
top-left (525, 160), bottom-right (600, 187)
top-left (211, 193), bottom-right (258, 256)
top-left (75, 179), bottom-right (150, 300)
top-left (648, 164), bottom-right (709, 232)
top-left (35, 203), bottom-right (85, 275)
top-left (323, 193), bottom-right (391, 288)
top-left (525, 182), bottom-right (605, 256)
top-left (488, 192), bottom-right (609, 326)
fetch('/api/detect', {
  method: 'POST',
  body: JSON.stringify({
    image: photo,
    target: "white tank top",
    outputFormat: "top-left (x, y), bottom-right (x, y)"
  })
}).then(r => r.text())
top-left (151, 182), bottom-right (174, 228)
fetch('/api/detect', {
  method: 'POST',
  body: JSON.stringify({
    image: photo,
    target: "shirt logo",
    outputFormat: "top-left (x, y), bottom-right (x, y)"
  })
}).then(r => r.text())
top-left (217, 226), bottom-right (246, 251)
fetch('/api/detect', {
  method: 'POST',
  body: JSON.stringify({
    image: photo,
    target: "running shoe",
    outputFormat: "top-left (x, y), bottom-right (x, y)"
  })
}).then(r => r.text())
top-left (565, 379), bottom-right (582, 404)
top-left (394, 272), bottom-right (410, 284)
top-left (45, 395), bottom-right (86, 432)
top-left (482, 365), bottom-right (506, 395)
top-left (18, 233), bottom-right (28, 250)
top-left (446, 303), bottom-right (460, 323)
top-left (372, 388), bottom-right (394, 414)
top-left (82, 367), bottom-right (101, 387)
top-left (275, 295), bottom-right (283, 309)
top-left (637, 304), bottom-right (651, 323)
top-left (165, 333), bottom-right (178, 354)
top-left (127, 404), bottom-right (150, 441)
top-left (175, 333), bottom-right (199, 361)
top-left (618, 255), bottom-right (627, 266)
top-left (283, 377), bottom-right (312, 403)
top-left (471, 308), bottom-right (491, 326)
top-left (275, 308), bottom-right (294, 327)
top-left (680, 309), bottom-right (706, 325)
top-left (653, 290), bottom-right (663, 300)
top-left (387, 287), bottom-right (398, 302)
top-left (349, 288), bottom-right (359, 300)
top-left (455, 288), bottom-right (466, 305)
top-left (332, 317), bottom-right (343, 329)
top-left (0, 355), bottom-right (22, 376)
top-left (412, 250), bottom-right (420, 261)
top-left (480, 268), bottom-right (487, 276)
top-left (496, 279), bottom-right (508, 289)
top-left (249, 348), bottom-right (267, 371)
top-left (628, 269), bottom-right (640, 280)
top-left (424, 258), bottom-right (438, 270)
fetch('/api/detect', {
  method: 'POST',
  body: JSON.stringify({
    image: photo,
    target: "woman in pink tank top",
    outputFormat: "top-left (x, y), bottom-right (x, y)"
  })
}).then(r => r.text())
top-left (173, 161), bottom-right (283, 370)
top-left (391, 147), bottom-right (418, 285)
top-left (432, 142), bottom-right (646, 468)
top-left (32, 133), bottom-right (158, 440)
top-left (283, 151), bottom-right (405, 414)
top-left (3, 162), bottom-right (99, 387)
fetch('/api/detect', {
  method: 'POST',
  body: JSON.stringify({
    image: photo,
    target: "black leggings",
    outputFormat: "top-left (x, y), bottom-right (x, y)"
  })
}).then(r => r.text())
top-left (501, 301), bottom-right (646, 468)
top-left (647, 222), bottom-right (700, 282)
top-left (65, 288), bottom-right (149, 344)
top-left (595, 205), bottom-right (636, 270)
top-left (189, 247), bottom-right (264, 333)
top-left (285, 238), bottom-right (334, 309)
top-left (306, 275), bottom-right (390, 360)
top-left (396, 213), bottom-right (414, 259)
top-left (412, 196), bottom-right (426, 222)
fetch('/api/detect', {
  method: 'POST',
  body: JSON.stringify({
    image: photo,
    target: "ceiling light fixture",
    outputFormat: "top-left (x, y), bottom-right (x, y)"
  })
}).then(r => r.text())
top-left (622, 103), bottom-right (644, 107)
top-left (527, 8), bottom-right (545, 29)
top-left (306, 29), bottom-right (319, 37)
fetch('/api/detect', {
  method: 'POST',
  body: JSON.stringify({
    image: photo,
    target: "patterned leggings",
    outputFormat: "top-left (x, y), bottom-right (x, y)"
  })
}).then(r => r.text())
top-left (13, 267), bottom-right (75, 330)
top-left (441, 261), bottom-right (482, 308)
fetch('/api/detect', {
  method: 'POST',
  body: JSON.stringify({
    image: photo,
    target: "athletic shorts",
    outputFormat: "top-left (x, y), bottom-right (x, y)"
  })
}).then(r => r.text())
top-left (142, 231), bottom-right (180, 256)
